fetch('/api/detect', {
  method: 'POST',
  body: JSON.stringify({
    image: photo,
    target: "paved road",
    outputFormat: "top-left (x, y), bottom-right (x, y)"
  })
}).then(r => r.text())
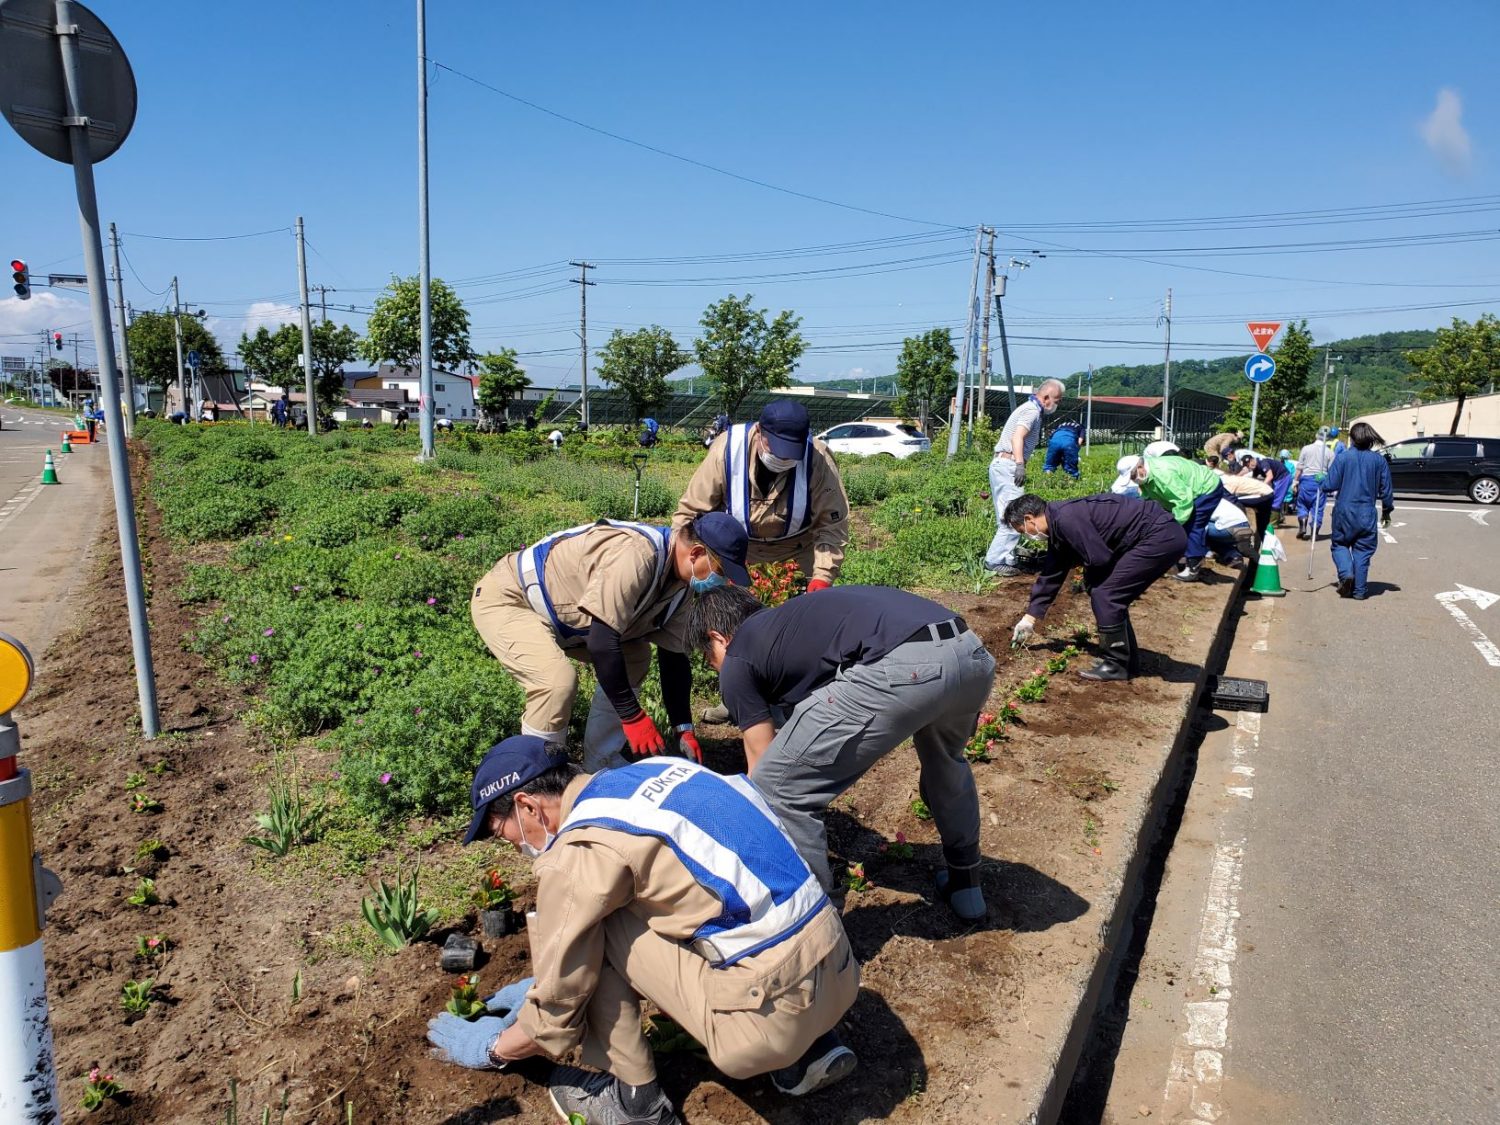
top-left (1103, 499), bottom-right (1500, 1124)
top-left (0, 408), bottom-right (110, 657)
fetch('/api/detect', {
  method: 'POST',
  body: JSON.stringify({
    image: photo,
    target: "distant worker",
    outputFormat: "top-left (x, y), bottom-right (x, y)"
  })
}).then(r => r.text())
top-left (984, 378), bottom-right (1066, 576)
top-left (1005, 492), bottom-right (1188, 682)
top-left (1323, 422), bottom-right (1394, 600)
top-left (1218, 457), bottom-right (1275, 535)
top-left (1292, 428), bottom-right (1338, 540)
top-left (1203, 429), bottom-right (1245, 461)
top-left (638, 417), bottom-right (660, 448)
top-left (702, 412), bottom-right (730, 449)
top-left (1113, 453), bottom-right (1229, 582)
top-left (469, 512), bottom-right (749, 771)
top-left (1244, 451), bottom-right (1292, 528)
top-left (689, 584), bottom-right (995, 919)
top-left (270, 396), bottom-right (287, 427)
top-left (1043, 419), bottom-right (1083, 479)
top-left (394, 405), bottom-right (409, 432)
top-left (548, 428), bottom-right (564, 450)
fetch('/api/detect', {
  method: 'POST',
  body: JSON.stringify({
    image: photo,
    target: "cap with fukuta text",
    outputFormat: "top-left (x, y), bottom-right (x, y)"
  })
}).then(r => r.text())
top-left (462, 736), bottom-right (566, 845)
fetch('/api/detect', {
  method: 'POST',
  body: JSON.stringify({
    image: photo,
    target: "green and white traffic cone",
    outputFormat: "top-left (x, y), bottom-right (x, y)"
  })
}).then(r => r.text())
top-left (40, 450), bottom-right (60, 485)
top-left (60, 432), bottom-right (72, 453)
top-left (1249, 531), bottom-right (1286, 597)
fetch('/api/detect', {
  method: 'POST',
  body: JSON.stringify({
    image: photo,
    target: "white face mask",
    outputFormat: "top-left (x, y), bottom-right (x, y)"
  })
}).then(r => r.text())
top-left (759, 450), bottom-right (800, 473)
top-left (512, 803), bottom-right (555, 859)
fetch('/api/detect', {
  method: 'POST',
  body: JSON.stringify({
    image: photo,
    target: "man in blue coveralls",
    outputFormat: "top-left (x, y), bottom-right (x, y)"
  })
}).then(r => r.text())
top-left (1324, 422), bottom-right (1395, 600)
top-left (1043, 420), bottom-right (1083, 479)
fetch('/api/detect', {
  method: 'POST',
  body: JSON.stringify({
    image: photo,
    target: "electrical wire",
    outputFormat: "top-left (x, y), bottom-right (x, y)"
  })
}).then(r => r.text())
top-left (120, 226), bottom-right (292, 242)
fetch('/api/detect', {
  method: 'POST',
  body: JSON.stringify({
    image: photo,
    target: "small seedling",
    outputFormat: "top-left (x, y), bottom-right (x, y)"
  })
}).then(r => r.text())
top-left (1100, 776), bottom-right (1120, 794)
top-left (135, 838), bottom-right (167, 862)
top-left (568, 1115), bottom-right (587, 1125)
top-left (1083, 816), bottom-right (1101, 849)
top-left (879, 831), bottom-right (914, 860)
top-left (124, 772), bottom-right (147, 791)
top-left (360, 864), bottom-right (440, 950)
top-left (470, 869), bottom-right (516, 911)
top-left (127, 878), bottom-right (159, 907)
top-left (129, 792), bottom-right (163, 815)
top-left (909, 797), bottom-right (932, 821)
top-left (842, 863), bottom-right (871, 893)
top-left (135, 934), bottom-right (170, 961)
top-left (643, 1013), bottom-right (706, 1056)
top-left (291, 968), bottom-right (304, 1006)
top-left (446, 974), bottom-right (487, 1021)
top-left (245, 756), bottom-right (323, 857)
top-left (1045, 654), bottom-right (1070, 675)
top-left (81, 1067), bottom-right (124, 1111)
top-left (997, 700), bottom-right (1022, 724)
top-left (1015, 674), bottom-right (1049, 703)
top-left (120, 978), bottom-right (156, 1014)
top-left (149, 759), bottom-right (172, 776)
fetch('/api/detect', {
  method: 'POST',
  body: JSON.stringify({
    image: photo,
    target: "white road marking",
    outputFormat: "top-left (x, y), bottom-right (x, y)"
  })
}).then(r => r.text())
top-left (1398, 505), bottom-right (1494, 515)
top-left (1434, 586), bottom-right (1500, 669)
top-left (0, 481), bottom-right (45, 534)
top-left (1471, 510), bottom-right (1491, 526)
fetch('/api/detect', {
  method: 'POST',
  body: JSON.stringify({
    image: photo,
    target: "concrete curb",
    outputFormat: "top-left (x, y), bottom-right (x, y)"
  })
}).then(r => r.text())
top-left (1025, 568), bottom-right (1252, 1124)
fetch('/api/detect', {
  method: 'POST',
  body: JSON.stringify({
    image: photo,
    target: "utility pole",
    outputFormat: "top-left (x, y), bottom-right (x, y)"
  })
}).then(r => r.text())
top-left (415, 0), bottom-right (435, 461)
top-left (295, 216), bottom-right (316, 435)
top-left (570, 260), bottom-right (596, 428)
top-left (1085, 363), bottom-right (1094, 451)
top-left (945, 227), bottom-right (984, 459)
top-left (977, 227), bottom-right (996, 425)
top-left (109, 222), bottom-right (134, 435)
top-left (171, 275), bottom-right (186, 417)
top-left (995, 276), bottom-right (1017, 418)
top-left (311, 284), bottom-right (336, 323)
top-left (1160, 288), bottom-right (1173, 441)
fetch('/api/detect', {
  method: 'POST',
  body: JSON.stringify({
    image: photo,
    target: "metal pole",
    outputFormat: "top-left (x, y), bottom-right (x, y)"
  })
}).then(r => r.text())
top-left (1337, 364), bottom-right (1352, 433)
top-left (1085, 363), bottom-right (1094, 451)
top-left (108, 223), bottom-right (134, 436)
top-left (295, 217), bottom-right (316, 435)
top-left (416, 0), bottom-right (435, 460)
top-left (995, 285), bottom-right (1017, 417)
top-left (977, 229), bottom-right (995, 426)
top-left (1248, 382), bottom-right (1262, 453)
top-left (54, 0), bottom-right (159, 739)
top-left (1161, 287), bottom-right (1173, 440)
top-left (945, 227), bottom-right (983, 459)
top-left (171, 276), bottom-right (185, 418)
top-left (1319, 347), bottom-right (1330, 428)
top-left (571, 261), bottom-right (595, 428)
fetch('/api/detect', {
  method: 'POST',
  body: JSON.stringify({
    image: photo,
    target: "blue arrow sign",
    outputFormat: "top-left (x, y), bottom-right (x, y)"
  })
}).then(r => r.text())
top-left (186, 350), bottom-right (200, 369)
top-left (1244, 353), bottom-right (1275, 384)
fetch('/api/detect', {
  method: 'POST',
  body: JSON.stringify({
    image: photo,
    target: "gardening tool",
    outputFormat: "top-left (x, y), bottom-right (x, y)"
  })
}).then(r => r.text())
top-left (1306, 484), bottom-right (1323, 580)
top-left (631, 452), bottom-right (649, 519)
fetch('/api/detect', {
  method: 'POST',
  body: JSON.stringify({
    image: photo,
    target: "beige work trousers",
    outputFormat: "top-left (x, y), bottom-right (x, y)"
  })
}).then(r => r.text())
top-left (579, 906), bottom-right (860, 1086)
top-left (470, 562), bottom-right (650, 768)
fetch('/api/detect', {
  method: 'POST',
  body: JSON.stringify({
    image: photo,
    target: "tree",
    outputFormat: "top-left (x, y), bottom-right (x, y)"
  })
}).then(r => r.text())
top-left (126, 310), bottom-right (226, 395)
top-left (1220, 319), bottom-right (1317, 450)
top-left (237, 324), bottom-right (298, 388)
top-left (359, 275), bottom-right (473, 373)
top-left (893, 327), bottom-right (957, 430)
top-left (596, 326), bottom-right (689, 422)
top-left (239, 320), bottom-right (361, 415)
top-left (693, 294), bottom-right (805, 420)
top-left (474, 348), bottom-right (531, 421)
top-left (1406, 314), bottom-right (1499, 434)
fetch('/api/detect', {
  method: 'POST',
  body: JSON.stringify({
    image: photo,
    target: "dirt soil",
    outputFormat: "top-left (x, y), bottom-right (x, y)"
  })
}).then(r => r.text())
top-left (20, 449), bottom-right (1233, 1124)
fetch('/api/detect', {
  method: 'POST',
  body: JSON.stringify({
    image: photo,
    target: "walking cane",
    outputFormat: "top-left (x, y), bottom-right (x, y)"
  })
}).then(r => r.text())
top-left (1306, 483), bottom-right (1323, 580)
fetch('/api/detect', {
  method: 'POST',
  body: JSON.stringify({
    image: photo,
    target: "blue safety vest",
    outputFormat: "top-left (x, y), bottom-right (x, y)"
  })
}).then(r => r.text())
top-left (724, 423), bottom-right (812, 539)
top-left (561, 760), bottom-right (829, 967)
top-left (516, 520), bottom-right (684, 643)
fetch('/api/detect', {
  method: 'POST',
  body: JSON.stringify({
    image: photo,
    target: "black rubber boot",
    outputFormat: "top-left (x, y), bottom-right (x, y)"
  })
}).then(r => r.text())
top-left (1123, 617), bottom-right (1141, 675)
top-left (1079, 624), bottom-right (1130, 682)
top-left (1296, 518), bottom-right (1308, 540)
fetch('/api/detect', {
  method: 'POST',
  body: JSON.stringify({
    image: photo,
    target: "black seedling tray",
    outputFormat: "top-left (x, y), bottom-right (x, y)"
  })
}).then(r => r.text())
top-left (1205, 675), bottom-right (1269, 713)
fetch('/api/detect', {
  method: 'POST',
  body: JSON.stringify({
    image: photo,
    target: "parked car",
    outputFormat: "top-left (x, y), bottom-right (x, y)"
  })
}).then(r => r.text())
top-left (1381, 436), bottom-right (1500, 504)
top-left (817, 421), bottom-right (931, 459)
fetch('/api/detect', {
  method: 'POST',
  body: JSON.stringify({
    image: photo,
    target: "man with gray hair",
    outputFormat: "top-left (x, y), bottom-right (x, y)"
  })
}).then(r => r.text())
top-left (984, 378), bottom-right (1066, 575)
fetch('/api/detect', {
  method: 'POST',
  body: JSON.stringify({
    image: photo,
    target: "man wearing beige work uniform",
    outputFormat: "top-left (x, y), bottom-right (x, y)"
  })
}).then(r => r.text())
top-left (426, 736), bottom-right (861, 1124)
top-left (470, 513), bottom-right (749, 771)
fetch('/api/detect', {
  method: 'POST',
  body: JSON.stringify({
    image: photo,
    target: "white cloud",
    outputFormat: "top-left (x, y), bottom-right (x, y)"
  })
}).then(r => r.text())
top-left (0, 291), bottom-right (93, 353)
top-left (238, 300), bottom-right (300, 336)
top-left (1420, 88), bottom-right (1473, 176)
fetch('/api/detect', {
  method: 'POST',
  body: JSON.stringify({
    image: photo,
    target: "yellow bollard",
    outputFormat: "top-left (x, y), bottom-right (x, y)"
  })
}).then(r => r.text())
top-left (0, 633), bottom-right (62, 1121)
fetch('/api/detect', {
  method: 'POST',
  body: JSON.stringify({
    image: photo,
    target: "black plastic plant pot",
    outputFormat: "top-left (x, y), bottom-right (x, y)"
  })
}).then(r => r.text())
top-left (480, 908), bottom-right (518, 938)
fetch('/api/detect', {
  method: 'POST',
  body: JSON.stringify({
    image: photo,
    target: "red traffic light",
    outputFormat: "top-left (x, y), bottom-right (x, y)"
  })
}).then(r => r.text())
top-left (9, 259), bottom-right (24, 273)
top-left (10, 259), bottom-right (29, 300)
top-left (53, 331), bottom-right (63, 350)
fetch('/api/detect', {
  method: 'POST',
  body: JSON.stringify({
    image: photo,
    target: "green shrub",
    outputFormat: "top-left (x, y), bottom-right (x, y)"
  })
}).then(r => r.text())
top-left (344, 546), bottom-right (471, 611)
top-left (840, 547), bottom-right (919, 588)
top-left (159, 485), bottom-right (275, 541)
top-left (401, 494), bottom-right (508, 543)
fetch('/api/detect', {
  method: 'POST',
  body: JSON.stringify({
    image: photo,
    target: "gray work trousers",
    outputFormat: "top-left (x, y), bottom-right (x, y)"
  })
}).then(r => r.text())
top-left (750, 627), bottom-right (996, 890)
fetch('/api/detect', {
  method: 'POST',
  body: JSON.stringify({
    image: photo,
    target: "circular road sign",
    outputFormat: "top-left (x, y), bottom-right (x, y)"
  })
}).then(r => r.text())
top-left (1244, 353), bottom-right (1276, 384)
top-left (0, 0), bottom-right (137, 165)
top-left (0, 631), bottom-right (35, 714)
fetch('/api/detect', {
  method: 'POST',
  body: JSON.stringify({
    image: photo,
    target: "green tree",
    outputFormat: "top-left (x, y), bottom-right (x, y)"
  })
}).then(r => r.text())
top-left (474, 348), bottom-right (531, 421)
top-left (597, 326), bottom-right (689, 422)
top-left (359, 275), bottom-right (473, 373)
top-left (693, 294), bottom-right (805, 420)
top-left (1406, 314), bottom-right (1499, 434)
top-left (237, 324), bottom-right (298, 388)
top-left (239, 320), bottom-right (361, 415)
top-left (126, 310), bottom-right (226, 395)
top-left (893, 327), bottom-right (957, 430)
top-left (1221, 320), bottom-right (1317, 450)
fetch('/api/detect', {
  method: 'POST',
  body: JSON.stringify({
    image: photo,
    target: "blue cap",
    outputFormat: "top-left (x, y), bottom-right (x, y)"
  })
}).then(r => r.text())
top-left (758, 400), bottom-right (810, 461)
top-left (689, 511), bottom-right (751, 587)
top-left (463, 735), bottom-right (567, 845)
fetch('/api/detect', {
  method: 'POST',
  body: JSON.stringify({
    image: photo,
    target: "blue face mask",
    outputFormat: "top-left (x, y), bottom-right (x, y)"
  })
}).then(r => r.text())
top-left (689, 554), bottom-right (727, 594)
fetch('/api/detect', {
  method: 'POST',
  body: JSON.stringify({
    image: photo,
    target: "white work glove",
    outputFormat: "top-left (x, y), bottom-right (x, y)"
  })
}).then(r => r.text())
top-left (1011, 614), bottom-right (1036, 647)
top-left (1013, 462), bottom-right (1027, 487)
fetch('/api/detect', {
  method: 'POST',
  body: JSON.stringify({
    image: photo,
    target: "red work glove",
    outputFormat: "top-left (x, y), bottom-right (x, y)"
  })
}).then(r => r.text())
top-left (806, 578), bottom-right (832, 593)
top-left (677, 729), bottom-right (703, 764)
top-left (620, 711), bottom-right (666, 756)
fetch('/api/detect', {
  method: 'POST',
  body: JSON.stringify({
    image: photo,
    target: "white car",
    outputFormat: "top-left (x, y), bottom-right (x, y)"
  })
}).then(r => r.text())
top-left (817, 421), bottom-right (931, 459)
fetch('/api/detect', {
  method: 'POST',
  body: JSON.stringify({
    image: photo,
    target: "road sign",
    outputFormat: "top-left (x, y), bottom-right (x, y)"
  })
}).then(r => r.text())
top-left (1245, 353), bottom-right (1276, 384)
top-left (1246, 321), bottom-right (1282, 353)
top-left (2, 355), bottom-right (27, 373)
top-left (47, 273), bottom-right (87, 287)
top-left (0, 0), bottom-right (137, 165)
top-left (186, 350), bottom-right (200, 369)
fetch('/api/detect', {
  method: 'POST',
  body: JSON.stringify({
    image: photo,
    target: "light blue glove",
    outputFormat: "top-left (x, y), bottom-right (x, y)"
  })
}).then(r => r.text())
top-left (426, 1012), bottom-right (507, 1069)
top-left (483, 976), bottom-right (534, 1030)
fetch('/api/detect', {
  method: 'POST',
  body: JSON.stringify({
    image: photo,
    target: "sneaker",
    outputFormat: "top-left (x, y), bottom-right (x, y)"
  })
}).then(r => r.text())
top-left (548, 1068), bottom-right (681, 1125)
top-left (700, 703), bottom-right (731, 724)
top-left (935, 866), bottom-right (987, 920)
top-left (770, 1031), bottom-right (858, 1097)
top-left (1172, 564), bottom-right (1201, 582)
top-left (986, 564), bottom-right (1029, 578)
top-left (1337, 576), bottom-right (1354, 598)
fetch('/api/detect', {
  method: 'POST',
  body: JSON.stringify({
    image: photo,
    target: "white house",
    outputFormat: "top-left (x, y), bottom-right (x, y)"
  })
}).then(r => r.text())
top-left (352, 363), bottom-right (479, 420)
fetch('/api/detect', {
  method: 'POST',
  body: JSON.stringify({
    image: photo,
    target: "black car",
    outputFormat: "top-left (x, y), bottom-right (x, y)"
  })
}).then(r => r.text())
top-left (1381, 436), bottom-right (1500, 504)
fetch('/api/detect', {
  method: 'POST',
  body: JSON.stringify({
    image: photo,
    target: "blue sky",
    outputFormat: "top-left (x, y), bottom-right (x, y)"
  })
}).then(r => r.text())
top-left (3, 0), bottom-right (1498, 390)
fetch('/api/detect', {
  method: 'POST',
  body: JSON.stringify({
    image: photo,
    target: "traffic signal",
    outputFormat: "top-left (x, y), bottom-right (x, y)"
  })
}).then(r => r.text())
top-left (53, 331), bottom-right (63, 351)
top-left (9, 259), bottom-right (28, 300)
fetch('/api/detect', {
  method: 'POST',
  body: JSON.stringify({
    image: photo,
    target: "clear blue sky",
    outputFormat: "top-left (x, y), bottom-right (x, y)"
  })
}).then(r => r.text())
top-left (4, 0), bottom-right (1498, 391)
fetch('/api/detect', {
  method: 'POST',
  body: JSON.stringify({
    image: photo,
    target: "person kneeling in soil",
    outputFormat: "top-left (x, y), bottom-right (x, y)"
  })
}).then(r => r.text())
top-left (689, 584), bottom-right (996, 919)
top-left (1005, 492), bottom-right (1188, 682)
top-left (1113, 453), bottom-right (1228, 582)
top-left (426, 736), bottom-right (861, 1123)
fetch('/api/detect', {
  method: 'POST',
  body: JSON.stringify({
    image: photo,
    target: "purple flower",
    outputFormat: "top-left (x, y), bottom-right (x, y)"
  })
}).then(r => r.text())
top-left (426, 597), bottom-right (436, 605)
top-left (248, 654), bottom-right (260, 665)
top-left (354, 717), bottom-right (364, 726)
top-left (413, 706), bottom-right (423, 716)
top-left (394, 553), bottom-right (401, 560)
top-left (413, 650), bottom-right (423, 658)
top-left (455, 533), bottom-right (465, 540)
top-left (379, 772), bottom-right (392, 785)
top-left (331, 770), bottom-right (341, 779)
top-left (293, 584), bottom-right (303, 592)
top-left (263, 627), bottom-right (275, 637)
top-left (222, 614), bottom-right (231, 623)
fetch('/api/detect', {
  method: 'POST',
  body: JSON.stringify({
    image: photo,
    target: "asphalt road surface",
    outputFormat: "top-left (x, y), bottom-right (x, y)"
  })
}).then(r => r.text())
top-left (1103, 498), bottom-right (1500, 1124)
top-left (0, 407), bottom-right (109, 656)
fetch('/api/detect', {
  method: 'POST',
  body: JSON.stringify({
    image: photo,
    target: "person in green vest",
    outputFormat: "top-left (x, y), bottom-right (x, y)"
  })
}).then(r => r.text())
top-left (1112, 454), bottom-right (1230, 582)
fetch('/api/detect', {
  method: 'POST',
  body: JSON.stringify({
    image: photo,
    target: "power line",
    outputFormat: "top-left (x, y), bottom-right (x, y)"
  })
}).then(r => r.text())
top-left (119, 226), bottom-right (292, 242)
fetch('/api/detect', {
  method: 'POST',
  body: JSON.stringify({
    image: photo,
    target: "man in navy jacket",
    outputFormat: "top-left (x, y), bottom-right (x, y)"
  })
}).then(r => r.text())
top-left (1004, 492), bottom-right (1187, 682)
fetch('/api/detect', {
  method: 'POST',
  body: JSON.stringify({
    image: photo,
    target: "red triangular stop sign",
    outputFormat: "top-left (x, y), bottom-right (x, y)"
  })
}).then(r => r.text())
top-left (1247, 321), bottom-right (1282, 352)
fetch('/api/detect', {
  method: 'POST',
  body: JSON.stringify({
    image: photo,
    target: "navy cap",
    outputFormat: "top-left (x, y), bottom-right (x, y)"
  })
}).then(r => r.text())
top-left (690, 511), bottom-right (751, 587)
top-left (758, 400), bottom-right (811, 461)
top-left (463, 735), bottom-right (566, 845)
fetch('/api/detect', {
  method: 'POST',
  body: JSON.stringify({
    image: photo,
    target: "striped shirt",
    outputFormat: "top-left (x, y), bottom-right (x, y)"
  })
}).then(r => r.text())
top-left (994, 397), bottom-right (1045, 461)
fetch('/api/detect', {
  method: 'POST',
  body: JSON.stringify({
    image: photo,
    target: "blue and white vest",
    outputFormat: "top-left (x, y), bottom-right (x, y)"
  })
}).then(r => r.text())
top-left (561, 759), bottom-right (829, 967)
top-left (516, 520), bottom-right (685, 643)
top-left (724, 423), bottom-right (812, 539)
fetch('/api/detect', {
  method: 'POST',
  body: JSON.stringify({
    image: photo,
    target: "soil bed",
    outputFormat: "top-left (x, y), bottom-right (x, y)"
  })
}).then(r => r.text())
top-left (21, 452), bottom-right (1233, 1123)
